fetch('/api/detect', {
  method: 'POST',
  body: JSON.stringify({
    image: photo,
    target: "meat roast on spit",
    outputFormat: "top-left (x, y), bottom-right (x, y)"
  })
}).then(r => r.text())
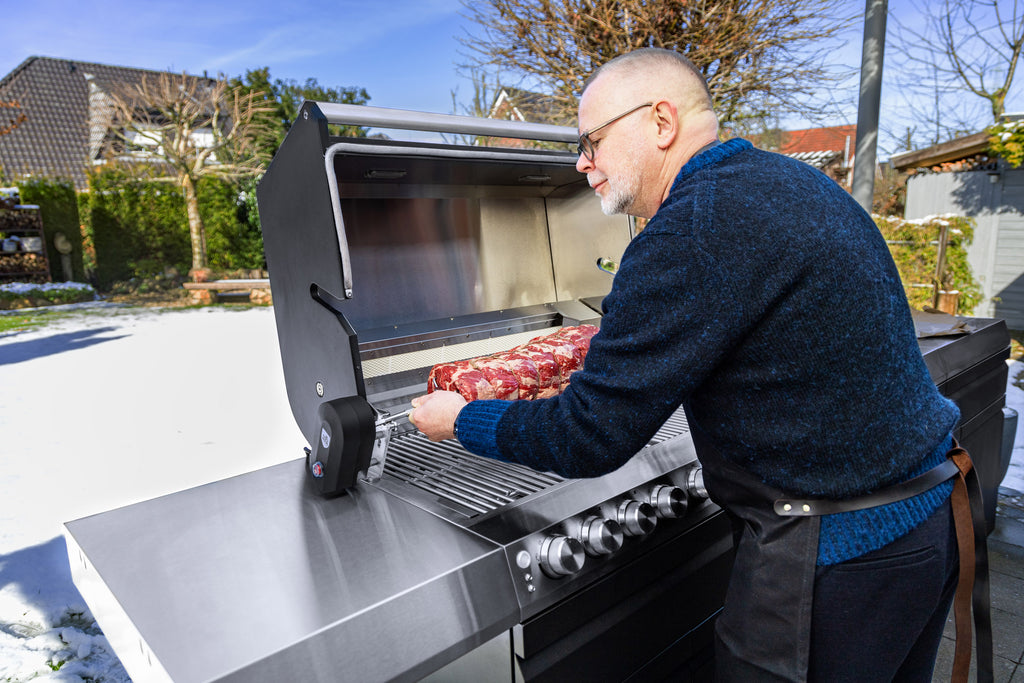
top-left (427, 324), bottom-right (598, 401)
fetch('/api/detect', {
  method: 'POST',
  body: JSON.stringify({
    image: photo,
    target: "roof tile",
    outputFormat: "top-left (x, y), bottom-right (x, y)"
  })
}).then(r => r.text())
top-left (779, 125), bottom-right (857, 155)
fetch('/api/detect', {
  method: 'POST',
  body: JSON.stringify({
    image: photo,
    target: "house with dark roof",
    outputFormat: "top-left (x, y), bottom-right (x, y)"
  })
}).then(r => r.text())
top-left (891, 127), bottom-right (1024, 327)
top-left (0, 56), bottom-right (212, 190)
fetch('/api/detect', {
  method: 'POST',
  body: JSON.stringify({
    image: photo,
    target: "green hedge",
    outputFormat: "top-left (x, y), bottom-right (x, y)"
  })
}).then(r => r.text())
top-left (874, 214), bottom-right (983, 314)
top-left (81, 167), bottom-right (264, 290)
top-left (16, 178), bottom-right (86, 282)
top-left (204, 176), bottom-right (265, 272)
top-left (0, 281), bottom-right (96, 310)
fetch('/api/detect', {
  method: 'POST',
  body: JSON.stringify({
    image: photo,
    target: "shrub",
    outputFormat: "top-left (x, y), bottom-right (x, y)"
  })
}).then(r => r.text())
top-left (988, 120), bottom-right (1024, 168)
top-left (201, 175), bottom-right (265, 272)
top-left (80, 167), bottom-right (265, 291)
top-left (0, 281), bottom-right (96, 310)
top-left (82, 167), bottom-right (190, 289)
top-left (874, 214), bottom-right (983, 314)
top-left (17, 178), bottom-right (86, 282)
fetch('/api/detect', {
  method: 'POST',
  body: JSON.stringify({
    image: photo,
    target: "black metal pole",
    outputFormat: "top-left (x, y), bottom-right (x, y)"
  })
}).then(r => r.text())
top-left (852, 0), bottom-right (888, 213)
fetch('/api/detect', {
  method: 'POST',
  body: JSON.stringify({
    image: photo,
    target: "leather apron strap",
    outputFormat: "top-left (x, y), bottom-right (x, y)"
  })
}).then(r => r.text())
top-left (771, 444), bottom-right (993, 683)
top-left (948, 445), bottom-right (994, 683)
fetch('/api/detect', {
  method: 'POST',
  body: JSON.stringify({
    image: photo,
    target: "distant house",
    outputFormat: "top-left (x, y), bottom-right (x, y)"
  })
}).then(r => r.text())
top-left (770, 124), bottom-right (857, 187)
top-left (489, 87), bottom-right (562, 124)
top-left (892, 129), bottom-right (1024, 327)
top-left (0, 56), bottom-right (213, 190)
top-left (486, 87), bottom-right (566, 148)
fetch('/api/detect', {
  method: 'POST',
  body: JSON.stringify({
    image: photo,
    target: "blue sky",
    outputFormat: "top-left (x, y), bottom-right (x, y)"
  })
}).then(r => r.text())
top-left (0, 0), bottom-right (473, 115)
top-left (1, 0), bottom-right (1021, 156)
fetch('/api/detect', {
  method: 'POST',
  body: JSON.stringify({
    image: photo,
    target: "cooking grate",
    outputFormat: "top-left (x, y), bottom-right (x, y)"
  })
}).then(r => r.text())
top-left (649, 409), bottom-right (689, 444)
top-left (384, 434), bottom-right (563, 515)
top-left (383, 409), bottom-right (690, 517)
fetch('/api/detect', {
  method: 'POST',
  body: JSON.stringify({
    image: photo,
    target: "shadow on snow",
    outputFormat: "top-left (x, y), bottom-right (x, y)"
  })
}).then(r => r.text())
top-left (0, 327), bottom-right (128, 366)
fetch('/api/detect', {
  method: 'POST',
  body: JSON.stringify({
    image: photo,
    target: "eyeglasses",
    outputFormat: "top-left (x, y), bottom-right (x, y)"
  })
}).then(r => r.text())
top-left (576, 102), bottom-right (653, 161)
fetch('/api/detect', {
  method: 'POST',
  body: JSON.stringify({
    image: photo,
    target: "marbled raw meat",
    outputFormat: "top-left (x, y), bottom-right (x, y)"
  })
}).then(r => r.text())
top-left (552, 324), bottom-right (599, 355)
top-left (496, 350), bottom-right (540, 400)
top-left (471, 356), bottom-right (520, 400)
top-left (427, 360), bottom-right (496, 401)
top-left (425, 325), bottom-right (599, 400)
top-left (510, 345), bottom-right (561, 398)
top-left (427, 360), bottom-right (462, 392)
top-left (524, 338), bottom-right (583, 390)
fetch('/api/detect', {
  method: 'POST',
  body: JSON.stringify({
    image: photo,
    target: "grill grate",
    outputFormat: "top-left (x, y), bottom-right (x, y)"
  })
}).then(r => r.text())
top-left (383, 409), bottom-right (689, 517)
top-left (649, 410), bottom-right (689, 444)
top-left (384, 434), bottom-right (563, 515)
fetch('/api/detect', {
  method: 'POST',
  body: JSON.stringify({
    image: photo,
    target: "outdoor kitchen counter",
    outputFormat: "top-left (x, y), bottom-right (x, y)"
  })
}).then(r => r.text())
top-left (64, 457), bottom-right (519, 682)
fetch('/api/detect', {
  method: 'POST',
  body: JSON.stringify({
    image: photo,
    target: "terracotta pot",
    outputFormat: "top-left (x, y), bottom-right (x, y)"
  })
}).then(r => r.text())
top-left (189, 267), bottom-right (213, 283)
top-left (935, 290), bottom-right (960, 315)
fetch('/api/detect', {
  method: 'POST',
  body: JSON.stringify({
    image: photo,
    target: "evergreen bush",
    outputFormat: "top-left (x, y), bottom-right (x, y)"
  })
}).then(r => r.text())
top-left (81, 167), bottom-right (264, 290)
top-left (16, 178), bottom-right (86, 282)
top-left (874, 214), bottom-right (983, 314)
top-left (82, 167), bottom-right (189, 289)
top-left (988, 120), bottom-right (1024, 168)
top-left (0, 281), bottom-right (96, 310)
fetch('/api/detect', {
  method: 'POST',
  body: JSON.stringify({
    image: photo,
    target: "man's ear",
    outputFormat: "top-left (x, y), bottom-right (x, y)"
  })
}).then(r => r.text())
top-left (652, 100), bottom-right (678, 150)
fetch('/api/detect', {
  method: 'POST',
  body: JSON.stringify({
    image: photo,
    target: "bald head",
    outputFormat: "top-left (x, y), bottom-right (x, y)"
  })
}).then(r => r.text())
top-left (583, 48), bottom-right (715, 123)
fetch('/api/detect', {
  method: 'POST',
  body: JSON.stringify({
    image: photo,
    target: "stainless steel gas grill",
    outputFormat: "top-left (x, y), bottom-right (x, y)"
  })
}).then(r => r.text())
top-left (63, 103), bottom-right (735, 682)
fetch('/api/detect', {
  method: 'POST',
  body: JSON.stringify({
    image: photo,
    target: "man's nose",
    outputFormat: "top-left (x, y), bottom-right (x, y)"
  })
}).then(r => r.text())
top-left (576, 153), bottom-right (593, 173)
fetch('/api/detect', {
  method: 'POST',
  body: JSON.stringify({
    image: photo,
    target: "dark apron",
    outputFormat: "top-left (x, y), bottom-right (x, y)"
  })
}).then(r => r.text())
top-left (692, 425), bottom-right (992, 683)
top-left (692, 428), bottom-right (819, 682)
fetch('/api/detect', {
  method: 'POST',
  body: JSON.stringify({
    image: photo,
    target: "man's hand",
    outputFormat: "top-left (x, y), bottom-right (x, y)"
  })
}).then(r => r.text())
top-left (409, 391), bottom-right (467, 441)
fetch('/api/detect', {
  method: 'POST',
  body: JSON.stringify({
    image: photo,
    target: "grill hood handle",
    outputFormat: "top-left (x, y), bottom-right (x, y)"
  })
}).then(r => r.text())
top-left (314, 102), bottom-right (578, 143)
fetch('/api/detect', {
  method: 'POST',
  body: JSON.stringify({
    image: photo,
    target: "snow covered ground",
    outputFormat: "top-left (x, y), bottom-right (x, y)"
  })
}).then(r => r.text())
top-left (0, 304), bottom-right (1021, 680)
top-left (0, 305), bottom-right (303, 680)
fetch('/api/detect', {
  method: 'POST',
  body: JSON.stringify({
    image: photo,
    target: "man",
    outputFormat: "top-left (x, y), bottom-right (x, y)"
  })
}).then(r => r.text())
top-left (410, 48), bottom-right (963, 681)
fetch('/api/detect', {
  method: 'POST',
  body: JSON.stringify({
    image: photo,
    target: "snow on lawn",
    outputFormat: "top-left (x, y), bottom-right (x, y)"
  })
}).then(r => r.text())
top-left (1, 305), bottom-right (304, 681)
top-left (0, 304), bottom-right (1021, 680)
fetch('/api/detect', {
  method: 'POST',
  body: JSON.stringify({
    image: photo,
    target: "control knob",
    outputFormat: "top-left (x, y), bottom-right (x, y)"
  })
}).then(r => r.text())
top-left (579, 515), bottom-right (624, 556)
top-left (649, 484), bottom-right (688, 518)
top-left (538, 535), bottom-right (586, 578)
top-left (687, 466), bottom-right (708, 500)
top-left (617, 500), bottom-right (657, 537)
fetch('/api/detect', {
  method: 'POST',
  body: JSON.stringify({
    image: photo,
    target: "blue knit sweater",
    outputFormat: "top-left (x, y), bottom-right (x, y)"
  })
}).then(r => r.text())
top-left (456, 138), bottom-right (959, 565)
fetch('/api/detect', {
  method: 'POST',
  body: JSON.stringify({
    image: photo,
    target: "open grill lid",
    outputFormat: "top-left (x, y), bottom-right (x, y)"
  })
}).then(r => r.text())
top-left (256, 102), bottom-right (630, 494)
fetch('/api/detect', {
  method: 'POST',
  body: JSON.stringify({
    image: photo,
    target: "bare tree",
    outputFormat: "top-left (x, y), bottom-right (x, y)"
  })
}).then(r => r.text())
top-left (887, 0), bottom-right (1024, 150)
top-left (0, 99), bottom-right (27, 183)
top-left (448, 67), bottom-right (504, 145)
top-left (457, 0), bottom-right (855, 129)
top-left (102, 73), bottom-right (274, 278)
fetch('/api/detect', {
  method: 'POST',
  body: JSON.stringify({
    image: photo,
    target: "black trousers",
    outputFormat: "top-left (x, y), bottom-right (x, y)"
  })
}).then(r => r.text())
top-left (807, 499), bottom-right (959, 682)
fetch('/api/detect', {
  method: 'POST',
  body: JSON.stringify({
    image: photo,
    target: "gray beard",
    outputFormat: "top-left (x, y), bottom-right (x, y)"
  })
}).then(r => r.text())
top-left (599, 154), bottom-right (642, 216)
top-left (601, 187), bottom-right (633, 215)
